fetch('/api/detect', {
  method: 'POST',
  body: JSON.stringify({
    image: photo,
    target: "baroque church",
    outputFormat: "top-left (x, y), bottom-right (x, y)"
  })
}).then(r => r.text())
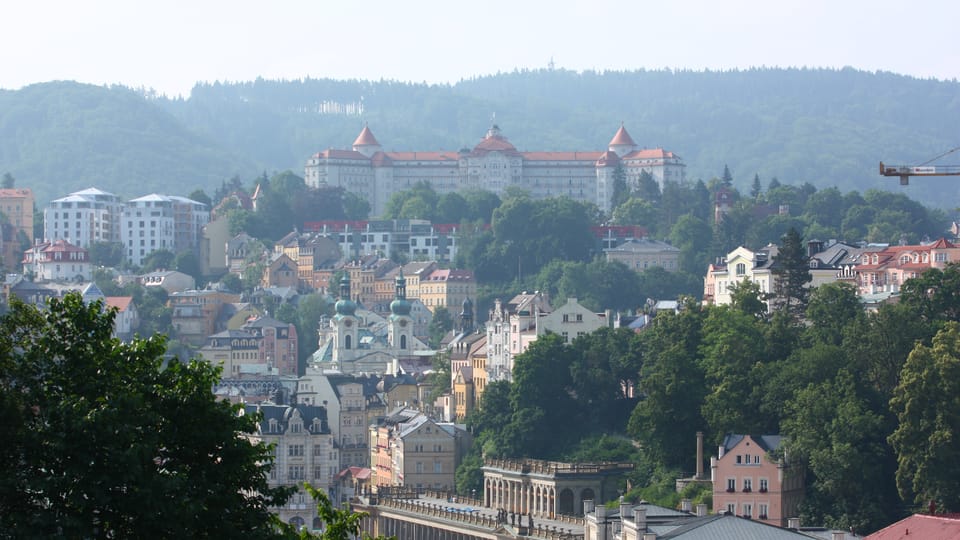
top-left (310, 272), bottom-right (431, 375)
top-left (304, 124), bottom-right (685, 216)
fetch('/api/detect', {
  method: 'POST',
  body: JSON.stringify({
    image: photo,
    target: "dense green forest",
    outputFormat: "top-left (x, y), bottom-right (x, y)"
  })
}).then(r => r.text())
top-left (1, 68), bottom-right (958, 207)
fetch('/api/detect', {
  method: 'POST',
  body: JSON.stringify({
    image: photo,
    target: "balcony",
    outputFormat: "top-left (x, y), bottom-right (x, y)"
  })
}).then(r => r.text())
top-left (742, 487), bottom-right (752, 493)
top-left (759, 488), bottom-right (768, 493)
top-left (726, 488), bottom-right (735, 493)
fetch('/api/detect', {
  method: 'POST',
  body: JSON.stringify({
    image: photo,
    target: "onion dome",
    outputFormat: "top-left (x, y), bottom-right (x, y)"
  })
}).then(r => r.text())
top-left (334, 274), bottom-right (357, 317)
top-left (390, 270), bottom-right (412, 317)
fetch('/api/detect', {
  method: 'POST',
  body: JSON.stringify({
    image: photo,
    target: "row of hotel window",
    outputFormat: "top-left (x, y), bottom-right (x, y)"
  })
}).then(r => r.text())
top-left (725, 477), bottom-right (769, 492)
top-left (273, 465), bottom-right (336, 481)
top-left (723, 502), bottom-right (769, 520)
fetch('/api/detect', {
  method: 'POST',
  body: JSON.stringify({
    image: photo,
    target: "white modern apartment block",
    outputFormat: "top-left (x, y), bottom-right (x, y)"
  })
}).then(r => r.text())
top-left (305, 124), bottom-right (685, 216)
top-left (121, 194), bottom-right (209, 267)
top-left (43, 188), bottom-right (122, 248)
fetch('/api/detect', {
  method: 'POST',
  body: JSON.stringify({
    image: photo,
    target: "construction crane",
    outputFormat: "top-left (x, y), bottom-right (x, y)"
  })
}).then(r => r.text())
top-left (880, 145), bottom-right (960, 185)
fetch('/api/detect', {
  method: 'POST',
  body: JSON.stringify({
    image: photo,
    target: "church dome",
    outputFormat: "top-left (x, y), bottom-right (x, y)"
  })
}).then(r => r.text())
top-left (334, 274), bottom-right (357, 317)
top-left (390, 297), bottom-right (412, 317)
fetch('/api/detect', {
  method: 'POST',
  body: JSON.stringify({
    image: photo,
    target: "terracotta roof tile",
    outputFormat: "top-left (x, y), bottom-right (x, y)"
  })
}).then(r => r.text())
top-left (609, 125), bottom-right (636, 147)
top-left (352, 125), bottom-right (380, 147)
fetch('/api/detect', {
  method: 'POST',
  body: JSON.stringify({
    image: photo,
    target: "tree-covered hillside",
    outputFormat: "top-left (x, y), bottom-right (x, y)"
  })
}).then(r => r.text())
top-left (0, 82), bottom-right (254, 205)
top-left (2, 69), bottom-right (958, 207)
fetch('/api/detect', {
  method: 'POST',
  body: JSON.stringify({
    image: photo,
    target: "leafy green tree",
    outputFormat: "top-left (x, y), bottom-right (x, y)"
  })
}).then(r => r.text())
top-left (783, 370), bottom-right (896, 532)
top-left (174, 250), bottom-right (202, 281)
top-left (141, 248), bottom-right (176, 272)
top-left (610, 163), bottom-right (630, 211)
top-left (0, 294), bottom-right (292, 537)
top-left (88, 241), bottom-right (125, 268)
top-left (771, 227), bottom-right (811, 316)
top-left (669, 213), bottom-right (712, 274)
top-left (220, 272), bottom-right (242, 293)
top-left (435, 192), bottom-right (467, 224)
top-left (286, 483), bottom-right (391, 539)
top-left (508, 333), bottom-right (577, 458)
top-left (806, 282), bottom-right (862, 346)
top-left (461, 190), bottom-right (501, 223)
top-left (634, 170), bottom-right (661, 204)
top-left (188, 188), bottom-right (212, 207)
top-left (628, 308), bottom-right (707, 468)
top-left (343, 191), bottom-right (371, 220)
top-left (889, 322), bottom-right (960, 512)
top-left (428, 306), bottom-right (454, 348)
top-left (728, 278), bottom-right (767, 318)
top-left (899, 263), bottom-right (960, 323)
top-left (1, 172), bottom-right (14, 188)
top-left (567, 327), bottom-right (640, 432)
top-left (698, 306), bottom-right (769, 437)
top-left (612, 197), bottom-right (658, 229)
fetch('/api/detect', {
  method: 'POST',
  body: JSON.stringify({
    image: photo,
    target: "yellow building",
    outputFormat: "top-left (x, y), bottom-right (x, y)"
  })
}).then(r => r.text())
top-left (0, 188), bottom-right (33, 240)
top-left (419, 269), bottom-right (476, 314)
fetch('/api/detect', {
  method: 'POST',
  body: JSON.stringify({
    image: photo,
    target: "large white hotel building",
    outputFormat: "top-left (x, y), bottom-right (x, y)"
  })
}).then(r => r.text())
top-left (304, 124), bottom-right (685, 216)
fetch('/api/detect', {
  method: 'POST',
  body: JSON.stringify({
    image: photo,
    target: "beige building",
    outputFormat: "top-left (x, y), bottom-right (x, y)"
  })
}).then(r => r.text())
top-left (419, 268), bottom-right (476, 314)
top-left (0, 188), bottom-right (33, 241)
top-left (703, 245), bottom-right (778, 308)
top-left (535, 297), bottom-right (608, 344)
top-left (369, 408), bottom-right (462, 492)
top-left (604, 237), bottom-right (681, 272)
top-left (245, 403), bottom-right (337, 531)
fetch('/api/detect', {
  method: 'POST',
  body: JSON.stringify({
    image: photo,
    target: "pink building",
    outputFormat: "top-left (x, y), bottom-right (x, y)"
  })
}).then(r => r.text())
top-left (854, 238), bottom-right (960, 295)
top-left (711, 434), bottom-right (804, 527)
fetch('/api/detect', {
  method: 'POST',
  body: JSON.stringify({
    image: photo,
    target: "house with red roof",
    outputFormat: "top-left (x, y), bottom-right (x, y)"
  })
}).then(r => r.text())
top-left (22, 239), bottom-right (92, 282)
top-left (304, 123), bottom-right (685, 216)
top-left (852, 238), bottom-right (960, 295)
top-left (865, 513), bottom-right (960, 540)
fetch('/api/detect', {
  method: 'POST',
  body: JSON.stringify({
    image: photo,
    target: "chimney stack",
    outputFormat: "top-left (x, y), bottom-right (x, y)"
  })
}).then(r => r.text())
top-left (831, 533), bottom-right (845, 540)
top-left (633, 507), bottom-right (647, 532)
top-left (788, 517), bottom-right (801, 529)
top-left (680, 499), bottom-right (692, 513)
top-left (583, 499), bottom-right (595, 515)
top-left (696, 431), bottom-right (704, 479)
top-left (696, 504), bottom-right (707, 517)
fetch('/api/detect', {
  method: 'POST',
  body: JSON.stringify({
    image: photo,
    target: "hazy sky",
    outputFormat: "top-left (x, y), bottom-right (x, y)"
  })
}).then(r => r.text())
top-left (3, 0), bottom-right (958, 97)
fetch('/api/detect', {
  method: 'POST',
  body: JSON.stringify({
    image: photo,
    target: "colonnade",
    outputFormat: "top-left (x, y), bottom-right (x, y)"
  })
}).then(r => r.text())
top-left (484, 477), bottom-right (558, 518)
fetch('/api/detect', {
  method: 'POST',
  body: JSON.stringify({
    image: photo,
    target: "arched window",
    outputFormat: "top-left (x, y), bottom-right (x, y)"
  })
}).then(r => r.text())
top-left (345, 335), bottom-right (352, 350)
top-left (400, 335), bottom-right (407, 350)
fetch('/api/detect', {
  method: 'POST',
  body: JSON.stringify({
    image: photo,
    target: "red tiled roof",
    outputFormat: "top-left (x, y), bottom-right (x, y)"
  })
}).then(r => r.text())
top-left (44, 239), bottom-right (86, 253)
top-left (105, 296), bottom-right (133, 312)
top-left (596, 150), bottom-right (621, 167)
top-left (609, 125), bottom-right (636, 147)
top-left (0, 188), bottom-right (32, 199)
top-left (353, 125), bottom-right (380, 147)
top-left (385, 151), bottom-right (460, 161)
top-left (866, 513), bottom-right (960, 540)
top-left (473, 134), bottom-right (518, 154)
top-left (623, 148), bottom-right (678, 160)
top-left (524, 151), bottom-right (604, 161)
top-left (314, 149), bottom-right (369, 160)
top-left (371, 152), bottom-right (393, 167)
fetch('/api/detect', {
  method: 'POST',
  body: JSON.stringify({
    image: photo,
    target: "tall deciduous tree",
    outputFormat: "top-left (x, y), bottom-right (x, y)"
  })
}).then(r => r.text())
top-left (783, 370), bottom-right (895, 533)
top-left (889, 322), bottom-right (960, 511)
top-left (0, 294), bottom-right (292, 537)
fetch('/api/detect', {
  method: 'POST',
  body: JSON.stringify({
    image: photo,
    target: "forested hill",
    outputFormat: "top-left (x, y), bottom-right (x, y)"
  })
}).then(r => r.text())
top-left (2, 69), bottom-right (959, 207)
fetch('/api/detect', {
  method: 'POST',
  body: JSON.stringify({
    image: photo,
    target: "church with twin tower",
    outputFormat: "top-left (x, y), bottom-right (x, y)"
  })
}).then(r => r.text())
top-left (304, 123), bottom-right (685, 216)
